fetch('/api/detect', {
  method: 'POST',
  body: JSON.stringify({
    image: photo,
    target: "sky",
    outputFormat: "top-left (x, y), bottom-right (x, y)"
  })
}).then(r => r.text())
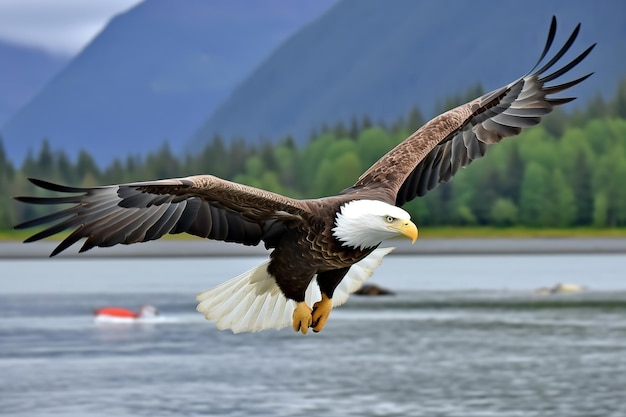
top-left (0, 0), bottom-right (144, 56)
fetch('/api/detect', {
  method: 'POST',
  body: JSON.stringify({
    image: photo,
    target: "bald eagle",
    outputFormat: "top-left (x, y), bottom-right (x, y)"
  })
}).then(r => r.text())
top-left (14, 17), bottom-right (594, 334)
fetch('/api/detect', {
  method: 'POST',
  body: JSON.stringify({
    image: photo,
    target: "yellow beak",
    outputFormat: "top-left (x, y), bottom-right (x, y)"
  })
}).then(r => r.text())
top-left (398, 220), bottom-right (418, 243)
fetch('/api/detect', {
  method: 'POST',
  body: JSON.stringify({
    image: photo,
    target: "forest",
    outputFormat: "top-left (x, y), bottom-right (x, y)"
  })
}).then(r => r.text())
top-left (1, 77), bottom-right (625, 233)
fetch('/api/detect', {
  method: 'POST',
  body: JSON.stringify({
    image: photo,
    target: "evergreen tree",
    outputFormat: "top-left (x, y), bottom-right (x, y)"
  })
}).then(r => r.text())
top-left (56, 152), bottom-right (74, 184)
top-left (193, 134), bottom-right (229, 178)
top-left (76, 150), bottom-right (101, 183)
top-left (490, 198), bottom-right (518, 226)
top-left (274, 143), bottom-right (299, 192)
top-left (500, 143), bottom-right (524, 204)
top-left (0, 137), bottom-right (15, 180)
top-left (614, 77), bottom-right (626, 119)
top-left (0, 138), bottom-right (16, 227)
top-left (550, 169), bottom-right (576, 227)
top-left (228, 139), bottom-right (252, 179)
top-left (599, 149), bottom-right (626, 226)
top-left (571, 151), bottom-right (594, 225)
top-left (356, 127), bottom-right (393, 168)
top-left (406, 106), bottom-right (424, 133)
top-left (4, 77), bottom-right (626, 232)
top-left (333, 121), bottom-right (350, 139)
top-left (349, 117), bottom-right (360, 139)
top-left (519, 162), bottom-right (549, 226)
top-left (592, 193), bottom-right (608, 227)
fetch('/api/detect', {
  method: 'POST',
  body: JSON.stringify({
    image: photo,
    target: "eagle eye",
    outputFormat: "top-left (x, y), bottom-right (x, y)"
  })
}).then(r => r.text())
top-left (385, 216), bottom-right (395, 223)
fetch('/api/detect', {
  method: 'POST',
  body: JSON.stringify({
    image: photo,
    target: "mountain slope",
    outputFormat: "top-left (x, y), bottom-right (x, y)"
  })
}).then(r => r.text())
top-left (0, 41), bottom-right (68, 126)
top-left (1, 0), bottom-right (336, 165)
top-left (191, 0), bottom-right (624, 148)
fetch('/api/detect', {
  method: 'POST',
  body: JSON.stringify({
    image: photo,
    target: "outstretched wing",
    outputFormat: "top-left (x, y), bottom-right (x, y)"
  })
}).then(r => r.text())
top-left (14, 175), bottom-right (310, 256)
top-left (351, 17), bottom-right (595, 206)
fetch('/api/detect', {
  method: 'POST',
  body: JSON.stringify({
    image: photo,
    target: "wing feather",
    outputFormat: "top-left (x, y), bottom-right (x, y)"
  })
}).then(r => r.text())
top-left (170, 197), bottom-right (202, 234)
top-left (349, 17), bottom-right (595, 205)
top-left (14, 175), bottom-right (309, 256)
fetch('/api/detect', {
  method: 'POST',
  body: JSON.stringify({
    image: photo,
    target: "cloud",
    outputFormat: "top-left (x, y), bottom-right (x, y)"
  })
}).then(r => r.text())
top-left (0, 0), bottom-right (143, 56)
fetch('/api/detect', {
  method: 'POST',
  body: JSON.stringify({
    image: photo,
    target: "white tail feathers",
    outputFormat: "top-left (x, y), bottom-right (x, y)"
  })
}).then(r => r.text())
top-left (196, 247), bottom-right (395, 333)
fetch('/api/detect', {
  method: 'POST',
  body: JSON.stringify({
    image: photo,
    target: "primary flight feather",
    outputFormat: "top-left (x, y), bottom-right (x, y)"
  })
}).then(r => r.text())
top-left (15, 17), bottom-right (594, 334)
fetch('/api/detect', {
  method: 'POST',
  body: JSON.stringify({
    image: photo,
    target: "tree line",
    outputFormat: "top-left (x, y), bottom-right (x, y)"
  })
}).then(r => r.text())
top-left (1, 77), bottom-right (626, 231)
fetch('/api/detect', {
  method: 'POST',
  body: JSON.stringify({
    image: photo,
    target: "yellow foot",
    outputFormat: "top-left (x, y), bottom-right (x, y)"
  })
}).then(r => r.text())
top-left (292, 302), bottom-right (312, 334)
top-left (311, 294), bottom-right (333, 333)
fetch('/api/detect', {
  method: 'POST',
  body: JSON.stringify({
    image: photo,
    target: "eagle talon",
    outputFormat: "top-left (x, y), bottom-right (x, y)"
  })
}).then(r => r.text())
top-left (311, 294), bottom-right (333, 333)
top-left (292, 302), bottom-right (312, 334)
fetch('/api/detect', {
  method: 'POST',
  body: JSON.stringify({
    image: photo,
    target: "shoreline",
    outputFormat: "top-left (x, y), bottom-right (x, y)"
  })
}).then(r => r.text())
top-left (2, 237), bottom-right (626, 259)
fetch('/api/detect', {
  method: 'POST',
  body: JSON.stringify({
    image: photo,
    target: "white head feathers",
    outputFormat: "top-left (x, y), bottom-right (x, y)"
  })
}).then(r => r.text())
top-left (332, 200), bottom-right (412, 250)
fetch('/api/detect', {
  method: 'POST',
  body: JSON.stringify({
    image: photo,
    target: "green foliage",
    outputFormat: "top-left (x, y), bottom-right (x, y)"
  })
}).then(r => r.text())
top-left (519, 162), bottom-right (549, 226)
top-left (552, 170), bottom-right (577, 227)
top-left (615, 77), bottom-right (626, 119)
top-left (593, 193), bottom-right (609, 227)
top-left (4, 77), bottom-right (626, 231)
top-left (490, 199), bottom-right (518, 227)
top-left (0, 139), bottom-right (16, 227)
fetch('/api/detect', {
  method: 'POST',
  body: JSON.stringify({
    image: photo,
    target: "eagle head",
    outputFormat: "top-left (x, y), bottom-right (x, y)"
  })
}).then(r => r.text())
top-left (332, 200), bottom-right (418, 250)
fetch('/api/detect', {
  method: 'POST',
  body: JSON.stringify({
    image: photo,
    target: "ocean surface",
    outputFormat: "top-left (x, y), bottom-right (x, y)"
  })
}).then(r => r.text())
top-left (1, 252), bottom-right (626, 417)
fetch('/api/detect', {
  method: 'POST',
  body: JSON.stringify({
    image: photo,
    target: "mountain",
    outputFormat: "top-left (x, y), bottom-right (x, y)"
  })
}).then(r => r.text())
top-left (191, 0), bottom-right (625, 148)
top-left (0, 40), bottom-right (68, 126)
top-left (1, 0), bottom-right (336, 165)
top-left (4, 0), bottom-right (623, 166)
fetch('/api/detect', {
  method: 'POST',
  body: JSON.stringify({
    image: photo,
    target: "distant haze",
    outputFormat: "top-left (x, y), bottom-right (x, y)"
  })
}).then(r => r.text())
top-left (192, 0), bottom-right (623, 149)
top-left (1, 0), bottom-right (624, 166)
top-left (1, 0), bottom-right (336, 165)
top-left (0, 40), bottom-right (69, 126)
top-left (0, 0), bottom-right (144, 56)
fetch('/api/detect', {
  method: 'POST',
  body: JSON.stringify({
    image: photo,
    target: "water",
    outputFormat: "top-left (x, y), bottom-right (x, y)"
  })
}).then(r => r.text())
top-left (1, 253), bottom-right (626, 416)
